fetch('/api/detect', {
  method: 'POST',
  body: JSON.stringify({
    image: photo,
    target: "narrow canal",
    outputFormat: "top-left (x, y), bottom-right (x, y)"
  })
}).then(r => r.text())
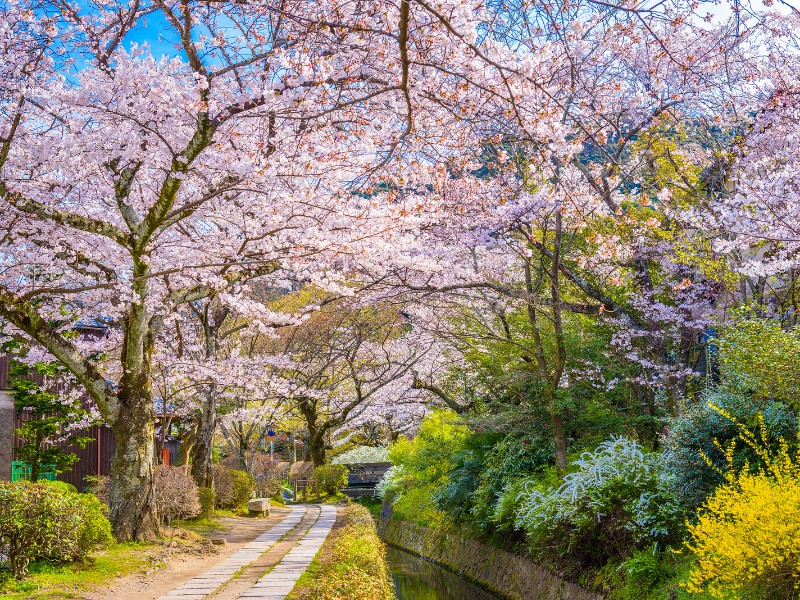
top-left (386, 546), bottom-right (503, 600)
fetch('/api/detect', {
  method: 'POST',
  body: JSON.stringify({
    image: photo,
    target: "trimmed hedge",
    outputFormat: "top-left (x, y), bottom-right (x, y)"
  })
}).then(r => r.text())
top-left (0, 481), bottom-right (113, 577)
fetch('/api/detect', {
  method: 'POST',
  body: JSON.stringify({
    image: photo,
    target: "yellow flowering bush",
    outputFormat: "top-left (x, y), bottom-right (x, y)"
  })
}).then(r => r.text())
top-left (685, 407), bottom-right (800, 599)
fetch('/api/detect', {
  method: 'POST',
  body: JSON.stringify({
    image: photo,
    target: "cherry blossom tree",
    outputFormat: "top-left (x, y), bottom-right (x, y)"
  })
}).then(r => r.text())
top-left (356, 0), bottom-right (767, 467)
top-left (690, 21), bottom-right (800, 319)
top-left (0, 0), bottom-right (788, 537)
top-left (0, 0), bottom-right (534, 539)
top-left (254, 297), bottom-right (431, 465)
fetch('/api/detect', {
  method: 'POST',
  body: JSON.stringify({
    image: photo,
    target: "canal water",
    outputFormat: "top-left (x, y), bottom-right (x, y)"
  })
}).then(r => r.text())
top-left (387, 546), bottom-right (503, 600)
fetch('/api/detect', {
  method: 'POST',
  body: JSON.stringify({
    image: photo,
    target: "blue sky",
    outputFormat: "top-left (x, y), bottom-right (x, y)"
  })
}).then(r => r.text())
top-left (122, 10), bottom-right (183, 59)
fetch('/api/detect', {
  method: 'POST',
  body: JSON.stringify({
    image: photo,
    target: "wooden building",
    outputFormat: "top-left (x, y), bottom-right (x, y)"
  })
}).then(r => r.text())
top-left (0, 353), bottom-right (115, 492)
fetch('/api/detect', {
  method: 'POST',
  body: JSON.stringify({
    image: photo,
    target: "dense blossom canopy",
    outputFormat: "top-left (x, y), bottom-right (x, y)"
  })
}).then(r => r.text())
top-left (1, 0), bottom-right (800, 541)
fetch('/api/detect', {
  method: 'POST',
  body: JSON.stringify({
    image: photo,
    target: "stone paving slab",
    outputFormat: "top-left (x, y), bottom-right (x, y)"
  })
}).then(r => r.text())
top-left (238, 505), bottom-right (336, 600)
top-left (158, 506), bottom-right (307, 600)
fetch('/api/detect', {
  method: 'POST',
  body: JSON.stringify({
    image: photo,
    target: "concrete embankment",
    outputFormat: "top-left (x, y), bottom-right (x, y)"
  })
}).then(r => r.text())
top-left (376, 517), bottom-right (604, 600)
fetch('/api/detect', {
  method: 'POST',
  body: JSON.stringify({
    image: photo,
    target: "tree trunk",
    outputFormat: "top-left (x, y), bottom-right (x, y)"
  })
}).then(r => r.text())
top-left (237, 436), bottom-right (248, 472)
top-left (308, 431), bottom-right (326, 466)
top-left (191, 304), bottom-right (224, 487)
top-left (190, 389), bottom-right (217, 488)
top-left (109, 401), bottom-right (158, 541)
top-left (551, 410), bottom-right (568, 472)
top-left (180, 426), bottom-right (196, 470)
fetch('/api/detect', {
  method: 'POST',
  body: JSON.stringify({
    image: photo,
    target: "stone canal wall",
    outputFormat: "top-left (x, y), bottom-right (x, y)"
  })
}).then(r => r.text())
top-left (376, 517), bottom-right (604, 600)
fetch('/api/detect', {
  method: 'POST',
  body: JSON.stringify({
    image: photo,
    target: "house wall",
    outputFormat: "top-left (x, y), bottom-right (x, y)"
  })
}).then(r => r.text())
top-left (0, 353), bottom-right (116, 490)
top-left (0, 390), bottom-right (14, 481)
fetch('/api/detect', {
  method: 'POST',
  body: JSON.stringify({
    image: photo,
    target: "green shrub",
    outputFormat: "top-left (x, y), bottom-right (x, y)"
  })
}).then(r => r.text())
top-left (0, 481), bottom-right (112, 577)
top-left (379, 410), bottom-right (470, 528)
top-left (312, 464), bottom-right (349, 496)
top-left (435, 433), bottom-right (552, 532)
top-left (493, 478), bottom-right (530, 534)
top-left (596, 545), bottom-right (674, 600)
top-left (198, 486), bottom-right (215, 517)
top-left (74, 493), bottom-right (113, 560)
top-left (213, 465), bottom-right (255, 508)
top-left (514, 437), bottom-right (683, 569)
top-left (664, 388), bottom-right (797, 511)
top-left (42, 480), bottom-right (78, 494)
top-left (432, 433), bottom-right (495, 524)
top-left (230, 469), bottom-right (255, 505)
top-left (719, 316), bottom-right (800, 407)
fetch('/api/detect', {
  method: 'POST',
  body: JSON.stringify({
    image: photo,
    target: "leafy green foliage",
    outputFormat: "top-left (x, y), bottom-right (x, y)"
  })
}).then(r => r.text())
top-left (719, 315), bottom-right (800, 407)
top-left (312, 464), bottom-right (349, 496)
top-left (10, 362), bottom-right (95, 481)
top-left (198, 487), bottom-right (215, 518)
top-left (433, 431), bottom-right (553, 534)
top-left (596, 544), bottom-right (678, 600)
top-left (380, 410), bottom-right (470, 528)
top-left (0, 481), bottom-right (113, 577)
top-left (491, 478), bottom-right (525, 532)
top-left (514, 437), bottom-right (683, 569)
top-left (664, 387), bottom-right (797, 511)
top-left (467, 434), bottom-right (554, 532)
top-left (212, 466), bottom-right (255, 509)
top-left (42, 480), bottom-right (78, 494)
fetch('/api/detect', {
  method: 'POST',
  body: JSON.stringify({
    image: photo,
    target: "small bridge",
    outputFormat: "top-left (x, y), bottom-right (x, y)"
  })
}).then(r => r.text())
top-left (342, 462), bottom-right (391, 498)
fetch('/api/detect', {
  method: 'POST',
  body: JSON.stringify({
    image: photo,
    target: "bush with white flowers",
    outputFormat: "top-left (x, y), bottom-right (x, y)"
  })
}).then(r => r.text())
top-left (333, 446), bottom-right (389, 465)
top-left (513, 437), bottom-right (683, 565)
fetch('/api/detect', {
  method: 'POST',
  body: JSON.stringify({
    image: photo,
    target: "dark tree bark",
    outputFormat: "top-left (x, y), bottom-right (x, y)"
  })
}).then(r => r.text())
top-left (190, 390), bottom-right (216, 488)
top-left (109, 399), bottom-right (158, 541)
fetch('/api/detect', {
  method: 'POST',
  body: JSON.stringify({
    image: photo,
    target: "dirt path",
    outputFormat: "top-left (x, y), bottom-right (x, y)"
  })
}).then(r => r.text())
top-left (82, 507), bottom-right (295, 600)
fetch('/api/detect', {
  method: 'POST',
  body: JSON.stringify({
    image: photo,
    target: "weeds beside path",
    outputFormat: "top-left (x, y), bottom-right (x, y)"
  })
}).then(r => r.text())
top-left (288, 503), bottom-right (396, 600)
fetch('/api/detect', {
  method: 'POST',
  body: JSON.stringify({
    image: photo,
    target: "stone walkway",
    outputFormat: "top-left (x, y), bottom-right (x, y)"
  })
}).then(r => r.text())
top-left (157, 504), bottom-right (337, 600)
top-left (239, 505), bottom-right (337, 599)
top-left (208, 506), bottom-right (322, 600)
top-left (158, 506), bottom-right (307, 600)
